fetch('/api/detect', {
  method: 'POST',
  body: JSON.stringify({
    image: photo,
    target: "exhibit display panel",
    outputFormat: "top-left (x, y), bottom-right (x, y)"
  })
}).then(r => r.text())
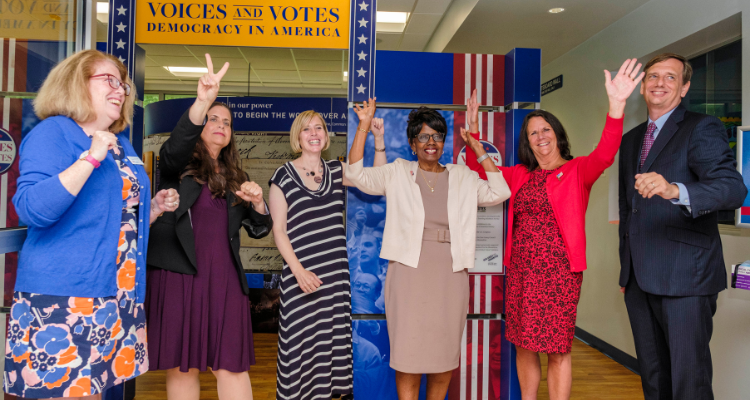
top-left (736, 126), bottom-right (750, 227)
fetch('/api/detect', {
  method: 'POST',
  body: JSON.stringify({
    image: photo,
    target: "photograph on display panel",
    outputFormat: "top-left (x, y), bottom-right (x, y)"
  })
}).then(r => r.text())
top-left (347, 108), bottom-right (454, 314)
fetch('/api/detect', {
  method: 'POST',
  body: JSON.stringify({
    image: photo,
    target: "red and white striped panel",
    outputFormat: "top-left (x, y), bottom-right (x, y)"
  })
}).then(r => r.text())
top-left (452, 54), bottom-right (506, 167)
top-left (446, 275), bottom-right (504, 400)
top-left (448, 318), bottom-right (503, 400)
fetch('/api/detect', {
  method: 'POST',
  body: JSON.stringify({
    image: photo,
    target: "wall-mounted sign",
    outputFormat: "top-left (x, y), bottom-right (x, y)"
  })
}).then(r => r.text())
top-left (0, 0), bottom-right (76, 41)
top-left (0, 128), bottom-right (17, 175)
top-left (541, 75), bottom-right (563, 96)
top-left (135, 0), bottom-right (350, 48)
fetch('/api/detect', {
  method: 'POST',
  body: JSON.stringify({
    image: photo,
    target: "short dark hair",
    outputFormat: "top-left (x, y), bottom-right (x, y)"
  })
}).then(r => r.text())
top-left (643, 53), bottom-right (692, 84)
top-left (406, 106), bottom-right (447, 143)
top-left (518, 110), bottom-right (573, 172)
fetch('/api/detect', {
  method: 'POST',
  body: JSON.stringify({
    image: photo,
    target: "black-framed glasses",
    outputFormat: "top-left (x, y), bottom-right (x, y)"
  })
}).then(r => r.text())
top-left (90, 74), bottom-right (131, 96)
top-left (414, 133), bottom-right (446, 143)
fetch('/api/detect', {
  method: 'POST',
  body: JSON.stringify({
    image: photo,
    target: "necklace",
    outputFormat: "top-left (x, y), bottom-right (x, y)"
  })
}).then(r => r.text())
top-left (300, 162), bottom-right (323, 184)
top-left (418, 164), bottom-right (437, 193)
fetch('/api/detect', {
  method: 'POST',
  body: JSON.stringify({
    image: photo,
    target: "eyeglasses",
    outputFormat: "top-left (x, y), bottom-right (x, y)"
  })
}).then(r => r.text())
top-left (414, 133), bottom-right (446, 143)
top-left (90, 74), bottom-right (131, 96)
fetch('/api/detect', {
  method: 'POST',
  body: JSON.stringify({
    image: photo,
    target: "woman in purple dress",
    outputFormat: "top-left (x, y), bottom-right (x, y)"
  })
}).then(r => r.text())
top-left (145, 54), bottom-right (272, 400)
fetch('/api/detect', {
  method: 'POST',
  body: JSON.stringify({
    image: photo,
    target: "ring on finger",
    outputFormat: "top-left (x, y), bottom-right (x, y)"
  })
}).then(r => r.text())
top-left (651, 182), bottom-right (656, 188)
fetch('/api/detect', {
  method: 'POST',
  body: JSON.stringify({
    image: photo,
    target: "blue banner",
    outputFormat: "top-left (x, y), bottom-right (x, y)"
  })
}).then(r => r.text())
top-left (145, 97), bottom-right (347, 135)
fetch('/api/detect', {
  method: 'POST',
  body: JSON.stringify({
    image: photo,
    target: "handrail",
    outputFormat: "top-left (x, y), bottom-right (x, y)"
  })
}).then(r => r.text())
top-left (0, 227), bottom-right (27, 255)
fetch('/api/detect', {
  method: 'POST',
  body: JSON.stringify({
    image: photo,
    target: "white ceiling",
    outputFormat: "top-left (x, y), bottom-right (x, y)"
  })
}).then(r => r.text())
top-left (115, 0), bottom-right (653, 95)
top-left (139, 44), bottom-right (348, 95)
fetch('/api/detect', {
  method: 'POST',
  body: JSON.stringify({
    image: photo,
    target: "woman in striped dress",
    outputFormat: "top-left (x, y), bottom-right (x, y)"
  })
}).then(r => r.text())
top-left (268, 101), bottom-right (385, 400)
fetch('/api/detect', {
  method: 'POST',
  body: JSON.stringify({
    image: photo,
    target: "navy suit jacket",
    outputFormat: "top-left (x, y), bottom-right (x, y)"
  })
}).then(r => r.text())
top-left (618, 105), bottom-right (748, 296)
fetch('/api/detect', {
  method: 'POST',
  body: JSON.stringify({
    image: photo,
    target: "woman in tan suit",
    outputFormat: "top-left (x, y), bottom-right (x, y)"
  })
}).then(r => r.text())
top-left (346, 95), bottom-right (510, 400)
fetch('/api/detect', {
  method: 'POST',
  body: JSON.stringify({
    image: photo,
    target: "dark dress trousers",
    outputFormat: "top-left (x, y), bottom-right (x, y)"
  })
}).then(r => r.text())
top-left (147, 111), bottom-right (272, 295)
top-left (618, 105), bottom-right (747, 400)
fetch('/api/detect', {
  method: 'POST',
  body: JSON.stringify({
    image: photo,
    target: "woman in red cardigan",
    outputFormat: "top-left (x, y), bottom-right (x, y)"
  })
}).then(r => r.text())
top-left (465, 59), bottom-right (644, 400)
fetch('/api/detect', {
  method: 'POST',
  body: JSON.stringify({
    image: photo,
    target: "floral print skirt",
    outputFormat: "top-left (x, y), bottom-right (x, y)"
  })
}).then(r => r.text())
top-left (3, 210), bottom-right (148, 398)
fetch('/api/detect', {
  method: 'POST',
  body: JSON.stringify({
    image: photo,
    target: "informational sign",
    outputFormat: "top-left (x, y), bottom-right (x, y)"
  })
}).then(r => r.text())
top-left (0, 0), bottom-right (76, 41)
top-left (145, 97), bottom-right (348, 136)
top-left (736, 126), bottom-right (750, 228)
top-left (457, 141), bottom-right (504, 274)
top-left (0, 128), bottom-right (18, 174)
top-left (541, 74), bottom-right (563, 96)
top-left (135, 0), bottom-right (350, 49)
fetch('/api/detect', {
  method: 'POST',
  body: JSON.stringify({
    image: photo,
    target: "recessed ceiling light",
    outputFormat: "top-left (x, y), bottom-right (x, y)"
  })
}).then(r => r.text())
top-left (376, 11), bottom-right (409, 33)
top-left (164, 66), bottom-right (208, 78)
top-left (97, 3), bottom-right (109, 13)
top-left (549, 8), bottom-right (565, 13)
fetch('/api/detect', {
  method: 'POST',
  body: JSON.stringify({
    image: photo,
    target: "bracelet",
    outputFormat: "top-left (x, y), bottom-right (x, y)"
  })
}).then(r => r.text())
top-left (375, 147), bottom-right (386, 152)
top-left (358, 128), bottom-right (368, 134)
top-left (476, 153), bottom-right (490, 163)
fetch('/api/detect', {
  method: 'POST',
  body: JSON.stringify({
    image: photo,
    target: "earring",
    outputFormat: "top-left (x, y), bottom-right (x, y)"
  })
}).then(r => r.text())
top-left (412, 150), bottom-right (416, 155)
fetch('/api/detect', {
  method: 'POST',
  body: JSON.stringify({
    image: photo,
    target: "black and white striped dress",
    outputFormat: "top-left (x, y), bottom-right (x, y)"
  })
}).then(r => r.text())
top-left (270, 159), bottom-right (353, 400)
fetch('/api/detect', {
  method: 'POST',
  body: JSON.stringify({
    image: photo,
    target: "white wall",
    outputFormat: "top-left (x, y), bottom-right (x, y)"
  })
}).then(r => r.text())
top-left (540, 1), bottom-right (750, 399)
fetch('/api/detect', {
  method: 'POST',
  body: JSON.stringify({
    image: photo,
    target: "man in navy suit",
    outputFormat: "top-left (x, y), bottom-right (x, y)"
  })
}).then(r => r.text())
top-left (619, 53), bottom-right (747, 400)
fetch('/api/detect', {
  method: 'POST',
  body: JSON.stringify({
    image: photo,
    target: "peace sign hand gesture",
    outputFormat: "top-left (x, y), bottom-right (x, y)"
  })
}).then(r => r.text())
top-left (197, 53), bottom-right (230, 104)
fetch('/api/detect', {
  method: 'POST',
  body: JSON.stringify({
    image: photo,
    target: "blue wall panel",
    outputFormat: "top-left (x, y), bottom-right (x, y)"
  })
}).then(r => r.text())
top-left (504, 49), bottom-right (541, 105)
top-left (373, 51), bottom-right (454, 105)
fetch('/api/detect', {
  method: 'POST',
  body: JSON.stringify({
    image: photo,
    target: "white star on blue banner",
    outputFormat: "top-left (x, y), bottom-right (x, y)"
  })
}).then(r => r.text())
top-left (107, 0), bottom-right (136, 80)
top-left (348, 0), bottom-right (376, 102)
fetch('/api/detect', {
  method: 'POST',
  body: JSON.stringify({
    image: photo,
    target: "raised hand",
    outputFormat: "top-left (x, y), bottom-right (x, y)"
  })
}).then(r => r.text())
top-left (236, 181), bottom-right (265, 209)
top-left (604, 58), bottom-right (644, 104)
top-left (353, 97), bottom-right (377, 123)
top-left (370, 118), bottom-right (384, 139)
top-left (466, 88), bottom-right (479, 131)
top-left (460, 127), bottom-right (484, 155)
top-left (197, 53), bottom-right (230, 104)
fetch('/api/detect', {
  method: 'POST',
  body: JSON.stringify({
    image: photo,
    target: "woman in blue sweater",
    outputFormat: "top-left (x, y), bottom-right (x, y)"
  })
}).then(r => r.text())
top-left (4, 50), bottom-right (178, 399)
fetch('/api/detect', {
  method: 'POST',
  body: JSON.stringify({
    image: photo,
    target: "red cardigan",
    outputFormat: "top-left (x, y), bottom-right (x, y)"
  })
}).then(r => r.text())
top-left (466, 115), bottom-right (623, 272)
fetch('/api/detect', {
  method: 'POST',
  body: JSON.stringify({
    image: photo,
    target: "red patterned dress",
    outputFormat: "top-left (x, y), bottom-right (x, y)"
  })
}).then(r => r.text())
top-left (505, 167), bottom-right (583, 354)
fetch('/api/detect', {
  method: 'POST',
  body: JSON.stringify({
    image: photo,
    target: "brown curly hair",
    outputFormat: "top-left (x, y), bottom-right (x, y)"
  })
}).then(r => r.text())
top-left (181, 102), bottom-right (247, 206)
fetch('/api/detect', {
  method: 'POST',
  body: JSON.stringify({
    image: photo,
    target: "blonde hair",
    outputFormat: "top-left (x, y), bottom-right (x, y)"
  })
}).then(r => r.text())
top-left (33, 50), bottom-right (136, 133)
top-left (289, 110), bottom-right (330, 154)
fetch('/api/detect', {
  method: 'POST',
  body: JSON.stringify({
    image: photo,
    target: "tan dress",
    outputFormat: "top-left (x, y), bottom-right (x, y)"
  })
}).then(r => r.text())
top-left (385, 169), bottom-right (470, 373)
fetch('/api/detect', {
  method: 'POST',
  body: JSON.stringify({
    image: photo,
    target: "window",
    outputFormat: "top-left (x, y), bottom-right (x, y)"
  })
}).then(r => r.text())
top-left (685, 39), bottom-right (742, 224)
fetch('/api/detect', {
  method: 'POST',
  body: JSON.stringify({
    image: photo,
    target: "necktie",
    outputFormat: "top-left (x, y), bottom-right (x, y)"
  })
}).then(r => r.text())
top-left (639, 122), bottom-right (657, 170)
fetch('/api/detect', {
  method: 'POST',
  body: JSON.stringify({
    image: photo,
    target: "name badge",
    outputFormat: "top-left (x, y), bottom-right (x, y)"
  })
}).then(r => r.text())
top-left (128, 156), bottom-right (144, 166)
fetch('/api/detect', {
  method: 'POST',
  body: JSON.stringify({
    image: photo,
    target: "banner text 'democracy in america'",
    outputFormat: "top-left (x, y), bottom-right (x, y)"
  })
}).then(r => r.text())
top-left (135, 0), bottom-right (350, 49)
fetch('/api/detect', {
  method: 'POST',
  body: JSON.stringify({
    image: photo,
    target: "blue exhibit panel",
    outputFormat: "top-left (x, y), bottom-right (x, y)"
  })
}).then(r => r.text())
top-left (504, 109), bottom-right (534, 167)
top-left (373, 51), bottom-right (454, 105)
top-left (739, 129), bottom-right (750, 226)
top-left (353, 320), bottom-right (443, 400)
top-left (347, 108), bottom-right (453, 314)
top-left (504, 48), bottom-right (542, 105)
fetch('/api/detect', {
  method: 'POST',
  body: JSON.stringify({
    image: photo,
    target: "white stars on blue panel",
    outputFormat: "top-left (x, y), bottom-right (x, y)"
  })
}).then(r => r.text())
top-left (349, 0), bottom-right (375, 101)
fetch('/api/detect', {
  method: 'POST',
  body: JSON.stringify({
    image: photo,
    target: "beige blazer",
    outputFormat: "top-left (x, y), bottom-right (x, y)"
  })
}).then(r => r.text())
top-left (346, 158), bottom-right (511, 272)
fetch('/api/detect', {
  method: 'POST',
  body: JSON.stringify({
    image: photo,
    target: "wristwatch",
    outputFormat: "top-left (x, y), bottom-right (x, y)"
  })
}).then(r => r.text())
top-left (79, 151), bottom-right (101, 168)
top-left (476, 153), bottom-right (490, 163)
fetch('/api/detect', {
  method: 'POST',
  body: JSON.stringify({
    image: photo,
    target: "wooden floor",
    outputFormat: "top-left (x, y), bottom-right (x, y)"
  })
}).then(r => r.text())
top-left (135, 334), bottom-right (643, 400)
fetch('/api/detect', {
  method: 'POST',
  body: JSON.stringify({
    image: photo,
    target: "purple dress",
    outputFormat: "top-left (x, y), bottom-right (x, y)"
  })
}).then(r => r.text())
top-left (145, 185), bottom-right (255, 372)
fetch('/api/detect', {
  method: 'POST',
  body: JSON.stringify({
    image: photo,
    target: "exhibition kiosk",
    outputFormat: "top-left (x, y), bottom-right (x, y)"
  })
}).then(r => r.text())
top-left (0, 0), bottom-right (548, 399)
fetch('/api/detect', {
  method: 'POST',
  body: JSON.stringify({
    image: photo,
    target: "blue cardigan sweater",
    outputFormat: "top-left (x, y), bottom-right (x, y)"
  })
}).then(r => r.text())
top-left (12, 116), bottom-right (151, 302)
